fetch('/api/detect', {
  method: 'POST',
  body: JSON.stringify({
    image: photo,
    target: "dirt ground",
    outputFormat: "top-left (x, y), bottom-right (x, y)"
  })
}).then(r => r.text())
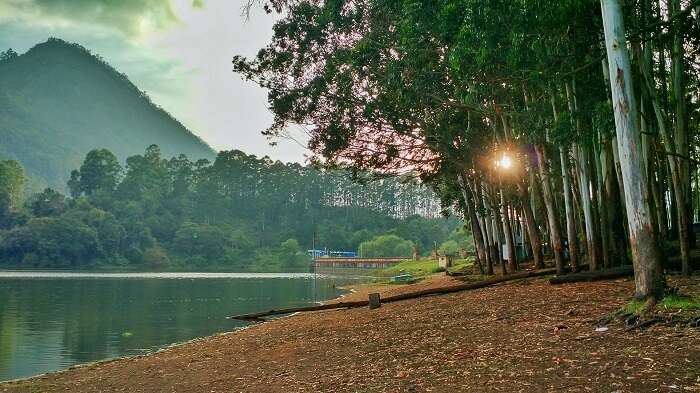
top-left (2, 274), bottom-right (699, 393)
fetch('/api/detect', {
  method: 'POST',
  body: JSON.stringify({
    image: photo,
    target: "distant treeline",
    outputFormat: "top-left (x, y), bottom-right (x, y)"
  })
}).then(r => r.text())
top-left (0, 146), bottom-right (468, 271)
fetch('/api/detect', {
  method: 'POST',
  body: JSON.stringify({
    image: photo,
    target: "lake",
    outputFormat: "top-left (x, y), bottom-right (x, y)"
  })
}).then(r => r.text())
top-left (0, 271), bottom-right (350, 382)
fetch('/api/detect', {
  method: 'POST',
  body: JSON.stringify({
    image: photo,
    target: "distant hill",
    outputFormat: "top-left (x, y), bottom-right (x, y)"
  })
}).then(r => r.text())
top-left (0, 38), bottom-right (215, 191)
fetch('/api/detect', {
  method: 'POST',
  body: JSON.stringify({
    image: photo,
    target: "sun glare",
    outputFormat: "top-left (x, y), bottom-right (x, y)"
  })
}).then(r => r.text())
top-left (496, 154), bottom-right (513, 170)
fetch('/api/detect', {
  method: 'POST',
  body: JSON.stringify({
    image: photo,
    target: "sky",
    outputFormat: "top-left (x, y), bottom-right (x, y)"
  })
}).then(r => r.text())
top-left (0, 0), bottom-right (309, 162)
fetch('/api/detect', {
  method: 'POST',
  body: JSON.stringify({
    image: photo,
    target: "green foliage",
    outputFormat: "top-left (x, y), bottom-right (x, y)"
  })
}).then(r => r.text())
top-left (26, 188), bottom-right (67, 217)
top-left (0, 48), bottom-right (18, 61)
top-left (173, 223), bottom-right (232, 260)
top-left (73, 149), bottom-right (122, 196)
top-left (360, 234), bottom-right (414, 258)
top-left (0, 147), bottom-right (452, 271)
top-left (0, 160), bottom-right (25, 212)
top-left (438, 240), bottom-right (460, 256)
top-left (233, 0), bottom-right (611, 222)
top-left (446, 226), bottom-right (474, 253)
top-left (142, 246), bottom-right (170, 269)
top-left (0, 216), bottom-right (100, 267)
top-left (0, 160), bottom-right (27, 229)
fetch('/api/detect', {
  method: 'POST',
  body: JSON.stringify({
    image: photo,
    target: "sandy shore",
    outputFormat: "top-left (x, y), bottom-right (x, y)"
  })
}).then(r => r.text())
top-left (1, 274), bottom-right (699, 392)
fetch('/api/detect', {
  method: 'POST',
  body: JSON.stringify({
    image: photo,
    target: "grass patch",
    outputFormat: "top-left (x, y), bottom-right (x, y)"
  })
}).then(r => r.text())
top-left (377, 259), bottom-right (441, 277)
top-left (622, 295), bottom-right (700, 315)
top-left (658, 295), bottom-right (700, 311)
top-left (622, 300), bottom-right (646, 315)
top-left (376, 258), bottom-right (473, 278)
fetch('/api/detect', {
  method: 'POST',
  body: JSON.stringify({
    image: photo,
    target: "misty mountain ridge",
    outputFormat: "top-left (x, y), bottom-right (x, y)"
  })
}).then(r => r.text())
top-left (0, 38), bottom-right (215, 191)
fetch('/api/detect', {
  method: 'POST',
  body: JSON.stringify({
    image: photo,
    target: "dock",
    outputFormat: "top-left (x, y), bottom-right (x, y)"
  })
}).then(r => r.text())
top-left (313, 257), bottom-right (407, 269)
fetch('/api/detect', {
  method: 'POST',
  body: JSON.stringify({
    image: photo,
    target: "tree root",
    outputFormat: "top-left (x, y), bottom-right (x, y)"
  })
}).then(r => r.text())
top-left (625, 314), bottom-right (700, 331)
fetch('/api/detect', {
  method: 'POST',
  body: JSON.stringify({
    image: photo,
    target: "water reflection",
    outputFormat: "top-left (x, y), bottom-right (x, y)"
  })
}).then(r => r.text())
top-left (0, 272), bottom-right (349, 381)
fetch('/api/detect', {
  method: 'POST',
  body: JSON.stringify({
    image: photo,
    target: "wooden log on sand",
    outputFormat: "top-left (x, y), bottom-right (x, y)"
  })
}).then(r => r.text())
top-left (228, 267), bottom-right (557, 321)
top-left (549, 265), bottom-right (634, 284)
top-left (228, 300), bottom-right (369, 321)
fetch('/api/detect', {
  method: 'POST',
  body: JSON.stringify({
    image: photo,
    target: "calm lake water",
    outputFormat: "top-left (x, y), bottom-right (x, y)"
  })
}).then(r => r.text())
top-left (0, 271), bottom-right (349, 381)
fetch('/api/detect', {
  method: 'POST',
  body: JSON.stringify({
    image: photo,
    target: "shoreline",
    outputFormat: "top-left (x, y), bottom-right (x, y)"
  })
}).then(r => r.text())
top-left (0, 273), bottom-right (376, 384)
top-left (2, 274), bottom-right (698, 392)
top-left (0, 275), bottom-right (438, 384)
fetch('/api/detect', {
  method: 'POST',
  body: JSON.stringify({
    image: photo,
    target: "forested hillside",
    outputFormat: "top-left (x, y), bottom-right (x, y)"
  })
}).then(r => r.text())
top-left (0, 147), bottom-right (463, 271)
top-left (0, 39), bottom-right (214, 192)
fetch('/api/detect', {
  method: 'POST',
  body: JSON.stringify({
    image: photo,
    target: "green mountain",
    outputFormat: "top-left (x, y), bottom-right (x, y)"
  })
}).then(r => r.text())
top-left (0, 38), bottom-right (215, 191)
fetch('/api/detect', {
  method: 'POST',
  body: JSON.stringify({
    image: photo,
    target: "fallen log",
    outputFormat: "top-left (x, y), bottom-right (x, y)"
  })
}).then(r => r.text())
top-left (228, 267), bottom-right (557, 321)
top-left (381, 268), bottom-right (556, 303)
top-left (549, 265), bottom-right (634, 284)
top-left (227, 300), bottom-right (369, 321)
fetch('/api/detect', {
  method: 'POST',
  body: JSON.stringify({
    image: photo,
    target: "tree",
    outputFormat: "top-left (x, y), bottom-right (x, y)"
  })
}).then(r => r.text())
top-left (0, 48), bottom-right (18, 62)
top-left (173, 222), bottom-right (232, 260)
top-left (600, 0), bottom-right (664, 299)
top-left (0, 217), bottom-right (101, 267)
top-left (74, 149), bottom-right (122, 196)
top-left (360, 235), bottom-right (414, 258)
top-left (439, 240), bottom-right (460, 257)
top-left (279, 238), bottom-right (306, 268)
top-left (0, 160), bottom-right (25, 213)
top-left (142, 246), bottom-right (170, 269)
top-left (27, 188), bottom-right (67, 217)
top-left (235, 0), bottom-right (698, 299)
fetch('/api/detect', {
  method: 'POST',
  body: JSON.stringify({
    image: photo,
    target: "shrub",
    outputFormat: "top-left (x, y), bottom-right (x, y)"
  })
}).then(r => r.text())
top-left (143, 246), bottom-right (170, 269)
top-left (360, 234), bottom-right (414, 258)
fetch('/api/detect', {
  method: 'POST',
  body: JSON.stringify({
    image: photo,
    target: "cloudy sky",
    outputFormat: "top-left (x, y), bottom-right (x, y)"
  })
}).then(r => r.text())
top-left (0, 0), bottom-right (309, 162)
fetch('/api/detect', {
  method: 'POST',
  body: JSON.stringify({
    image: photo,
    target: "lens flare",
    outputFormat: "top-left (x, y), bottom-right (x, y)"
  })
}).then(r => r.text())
top-left (496, 154), bottom-right (513, 170)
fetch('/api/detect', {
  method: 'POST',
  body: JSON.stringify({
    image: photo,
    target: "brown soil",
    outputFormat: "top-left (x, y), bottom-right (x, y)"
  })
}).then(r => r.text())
top-left (2, 275), bottom-right (699, 393)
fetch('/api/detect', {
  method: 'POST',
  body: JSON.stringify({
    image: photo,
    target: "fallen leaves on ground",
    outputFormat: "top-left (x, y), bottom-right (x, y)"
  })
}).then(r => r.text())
top-left (2, 275), bottom-right (699, 393)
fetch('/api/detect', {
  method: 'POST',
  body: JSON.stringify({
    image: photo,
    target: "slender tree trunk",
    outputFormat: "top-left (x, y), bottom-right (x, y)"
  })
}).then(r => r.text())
top-left (576, 144), bottom-right (601, 270)
top-left (517, 181), bottom-right (544, 268)
top-left (639, 50), bottom-right (691, 275)
top-left (602, 137), bottom-right (627, 265)
top-left (601, 57), bottom-right (631, 265)
top-left (596, 139), bottom-right (612, 268)
top-left (671, 0), bottom-right (692, 253)
top-left (481, 213), bottom-right (494, 275)
top-left (651, 149), bottom-right (668, 239)
top-left (601, 0), bottom-right (665, 299)
top-left (492, 213), bottom-right (506, 274)
top-left (535, 144), bottom-right (565, 274)
top-left (489, 186), bottom-right (507, 275)
top-left (458, 174), bottom-right (487, 272)
top-left (566, 82), bottom-right (602, 270)
top-left (476, 181), bottom-right (495, 275)
top-left (519, 207), bottom-right (529, 259)
top-left (551, 93), bottom-right (580, 271)
top-left (501, 188), bottom-right (518, 272)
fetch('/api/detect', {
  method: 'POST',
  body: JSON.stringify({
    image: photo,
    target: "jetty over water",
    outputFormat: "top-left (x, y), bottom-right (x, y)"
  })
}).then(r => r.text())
top-left (313, 257), bottom-right (407, 269)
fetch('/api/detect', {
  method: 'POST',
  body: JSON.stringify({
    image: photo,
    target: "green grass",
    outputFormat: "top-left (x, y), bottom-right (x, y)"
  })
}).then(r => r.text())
top-left (621, 300), bottom-right (646, 315)
top-left (657, 295), bottom-right (700, 311)
top-left (376, 258), bottom-right (474, 278)
top-left (622, 294), bottom-right (700, 315)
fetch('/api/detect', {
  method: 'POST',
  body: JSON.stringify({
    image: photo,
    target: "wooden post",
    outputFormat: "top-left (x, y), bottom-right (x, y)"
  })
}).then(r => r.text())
top-left (368, 293), bottom-right (381, 309)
